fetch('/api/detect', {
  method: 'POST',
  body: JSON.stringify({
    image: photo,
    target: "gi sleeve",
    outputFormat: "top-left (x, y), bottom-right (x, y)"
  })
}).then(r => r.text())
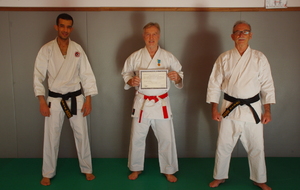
top-left (206, 55), bottom-right (223, 104)
top-left (121, 54), bottom-right (136, 90)
top-left (33, 45), bottom-right (49, 97)
top-left (78, 47), bottom-right (98, 97)
top-left (169, 54), bottom-right (184, 89)
top-left (258, 54), bottom-right (276, 105)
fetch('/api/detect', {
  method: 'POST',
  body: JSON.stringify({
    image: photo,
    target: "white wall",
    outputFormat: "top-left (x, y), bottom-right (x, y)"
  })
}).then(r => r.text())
top-left (0, 0), bottom-right (299, 8)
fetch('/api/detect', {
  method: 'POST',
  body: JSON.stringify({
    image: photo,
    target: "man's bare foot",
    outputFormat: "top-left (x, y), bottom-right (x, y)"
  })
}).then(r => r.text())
top-left (254, 182), bottom-right (272, 190)
top-left (128, 171), bottom-right (142, 180)
top-left (40, 177), bottom-right (51, 186)
top-left (164, 174), bottom-right (177, 182)
top-left (209, 179), bottom-right (225, 187)
top-left (85, 173), bottom-right (96, 181)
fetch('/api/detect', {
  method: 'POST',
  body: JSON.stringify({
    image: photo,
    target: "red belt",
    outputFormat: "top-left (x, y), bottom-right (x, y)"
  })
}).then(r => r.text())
top-left (143, 93), bottom-right (168, 102)
top-left (139, 92), bottom-right (169, 123)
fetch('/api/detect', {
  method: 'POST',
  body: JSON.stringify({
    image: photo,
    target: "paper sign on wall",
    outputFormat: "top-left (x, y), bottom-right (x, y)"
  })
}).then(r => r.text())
top-left (266, 0), bottom-right (288, 8)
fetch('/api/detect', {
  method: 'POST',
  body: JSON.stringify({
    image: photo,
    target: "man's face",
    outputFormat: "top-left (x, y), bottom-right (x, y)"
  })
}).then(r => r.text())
top-left (55, 18), bottom-right (73, 40)
top-left (143, 26), bottom-right (160, 49)
top-left (231, 23), bottom-right (252, 47)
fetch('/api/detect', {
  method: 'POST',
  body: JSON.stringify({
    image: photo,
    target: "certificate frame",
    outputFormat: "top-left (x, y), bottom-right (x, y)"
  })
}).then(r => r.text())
top-left (139, 69), bottom-right (168, 90)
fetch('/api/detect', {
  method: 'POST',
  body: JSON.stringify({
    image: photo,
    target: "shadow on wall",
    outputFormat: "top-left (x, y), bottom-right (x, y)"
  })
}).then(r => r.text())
top-left (114, 12), bottom-right (223, 158)
top-left (182, 12), bottom-right (221, 157)
top-left (115, 12), bottom-right (147, 156)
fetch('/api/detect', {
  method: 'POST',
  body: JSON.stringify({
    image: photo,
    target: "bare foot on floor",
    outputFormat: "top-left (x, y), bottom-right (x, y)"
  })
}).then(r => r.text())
top-left (85, 173), bottom-right (96, 181)
top-left (40, 177), bottom-right (51, 186)
top-left (128, 171), bottom-right (142, 180)
top-left (254, 182), bottom-right (272, 190)
top-left (164, 174), bottom-right (177, 182)
top-left (209, 179), bottom-right (225, 187)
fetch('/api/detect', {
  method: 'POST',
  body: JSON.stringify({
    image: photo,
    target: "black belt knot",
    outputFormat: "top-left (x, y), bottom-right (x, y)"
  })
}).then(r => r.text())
top-left (222, 93), bottom-right (260, 124)
top-left (48, 89), bottom-right (82, 119)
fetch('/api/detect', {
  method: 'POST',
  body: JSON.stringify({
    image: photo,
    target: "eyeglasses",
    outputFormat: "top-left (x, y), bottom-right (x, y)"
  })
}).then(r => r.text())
top-left (233, 30), bottom-right (251, 35)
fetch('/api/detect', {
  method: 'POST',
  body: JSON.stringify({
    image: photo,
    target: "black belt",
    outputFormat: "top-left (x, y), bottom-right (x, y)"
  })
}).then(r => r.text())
top-left (222, 93), bottom-right (260, 124)
top-left (48, 89), bottom-right (82, 119)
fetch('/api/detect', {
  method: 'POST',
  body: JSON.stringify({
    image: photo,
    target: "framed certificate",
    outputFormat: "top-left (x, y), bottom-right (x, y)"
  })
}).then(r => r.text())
top-left (139, 70), bottom-right (168, 90)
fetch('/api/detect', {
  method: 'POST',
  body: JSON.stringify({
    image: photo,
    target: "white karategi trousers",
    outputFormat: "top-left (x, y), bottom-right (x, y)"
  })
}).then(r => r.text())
top-left (122, 46), bottom-right (183, 175)
top-left (42, 95), bottom-right (92, 178)
top-left (128, 117), bottom-right (178, 174)
top-left (213, 118), bottom-right (266, 183)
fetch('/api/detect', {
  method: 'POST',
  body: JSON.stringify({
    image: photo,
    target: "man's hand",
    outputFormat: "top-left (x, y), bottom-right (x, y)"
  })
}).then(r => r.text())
top-left (168, 71), bottom-right (182, 84)
top-left (81, 96), bottom-right (92, 117)
top-left (127, 76), bottom-right (140, 87)
top-left (261, 104), bottom-right (272, 124)
top-left (38, 96), bottom-right (50, 117)
top-left (211, 103), bottom-right (222, 122)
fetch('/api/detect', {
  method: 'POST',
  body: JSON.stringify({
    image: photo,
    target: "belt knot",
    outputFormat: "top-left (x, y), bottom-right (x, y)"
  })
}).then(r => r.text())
top-left (222, 93), bottom-right (260, 124)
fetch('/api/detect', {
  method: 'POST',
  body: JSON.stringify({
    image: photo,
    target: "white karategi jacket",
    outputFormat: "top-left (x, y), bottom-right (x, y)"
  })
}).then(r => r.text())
top-left (207, 46), bottom-right (275, 123)
top-left (122, 46), bottom-right (182, 174)
top-left (33, 38), bottom-right (97, 178)
top-left (34, 38), bottom-right (97, 98)
top-left (122, 46), bottom-right (183, 119)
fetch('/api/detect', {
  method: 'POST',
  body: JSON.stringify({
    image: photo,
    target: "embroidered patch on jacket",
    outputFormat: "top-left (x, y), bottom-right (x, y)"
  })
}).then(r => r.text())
top-left (75, 52), bottom-right (80, 57)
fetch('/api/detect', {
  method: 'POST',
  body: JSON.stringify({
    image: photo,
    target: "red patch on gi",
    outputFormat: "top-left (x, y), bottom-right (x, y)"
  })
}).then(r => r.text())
top-left (75, 52), bottom-right (80, 57)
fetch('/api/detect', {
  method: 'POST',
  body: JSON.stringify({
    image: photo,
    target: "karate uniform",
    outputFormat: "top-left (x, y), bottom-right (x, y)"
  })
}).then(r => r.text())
top-left (122, 46), bottom-right (183, 174)
top-left (206, 47), bottom-right (275, 183)
top-left (33, 38), bottom-right (98, 178)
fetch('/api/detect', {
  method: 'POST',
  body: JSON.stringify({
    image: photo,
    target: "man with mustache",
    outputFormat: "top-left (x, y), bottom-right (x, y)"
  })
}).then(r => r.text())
top-left (206, 21), bottom-right (275, 190)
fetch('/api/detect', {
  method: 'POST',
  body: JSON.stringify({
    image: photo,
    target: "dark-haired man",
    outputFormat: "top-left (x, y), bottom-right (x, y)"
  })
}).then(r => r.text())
top-left (34, 13), bottom-right (97, 186)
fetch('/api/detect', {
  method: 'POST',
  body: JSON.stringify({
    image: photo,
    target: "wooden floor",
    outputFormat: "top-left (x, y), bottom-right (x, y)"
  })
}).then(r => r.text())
top-left (0, 157), bottom-right (298, 190)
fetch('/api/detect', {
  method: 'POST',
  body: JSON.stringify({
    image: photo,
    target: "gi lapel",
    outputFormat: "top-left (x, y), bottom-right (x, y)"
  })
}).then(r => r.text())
top-left (147, 47), bottom-right (161, 69)
top-left (141, 46), bottom-right (162, 69)
top-left (227, 47), bottom-right (251, 94)
top-left (49, 40), bottom-right (76, 90)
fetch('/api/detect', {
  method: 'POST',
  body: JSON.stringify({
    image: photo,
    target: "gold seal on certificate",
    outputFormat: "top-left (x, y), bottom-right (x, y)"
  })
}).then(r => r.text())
top-left (139, 70), bottom-right (168, 90)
